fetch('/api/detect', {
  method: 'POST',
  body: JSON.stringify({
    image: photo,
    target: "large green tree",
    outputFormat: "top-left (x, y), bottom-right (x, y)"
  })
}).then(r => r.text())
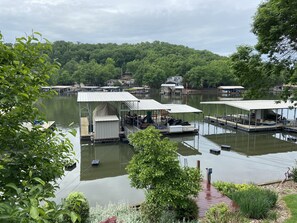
top-left (253, 0), bottom-right (297, 63)
top-left (0, 33), bottom-right (76, 222)
top-left (126, 127), bottom-right (201, 221)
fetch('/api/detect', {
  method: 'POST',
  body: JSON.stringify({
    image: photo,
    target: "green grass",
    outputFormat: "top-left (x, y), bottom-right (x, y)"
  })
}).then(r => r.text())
top-left (284, 194), bottom-right (297, 223)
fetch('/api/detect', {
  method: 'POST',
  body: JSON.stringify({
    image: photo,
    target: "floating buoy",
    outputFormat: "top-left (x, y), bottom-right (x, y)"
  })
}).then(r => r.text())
top-left (221, 145), bottom-right (231, 151)
top-left (210, 148), bottom-right (221, 155)
top-left (91, 160), bottom-right (100, 166)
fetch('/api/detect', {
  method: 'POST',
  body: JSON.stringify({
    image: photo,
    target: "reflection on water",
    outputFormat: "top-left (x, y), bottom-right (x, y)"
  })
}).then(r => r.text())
top-left (80, 142), bottom-right (133, 180)
top-left (44, 92), bottom-right (297, 206)
top-left (205, 131), bottom-right (297, 156)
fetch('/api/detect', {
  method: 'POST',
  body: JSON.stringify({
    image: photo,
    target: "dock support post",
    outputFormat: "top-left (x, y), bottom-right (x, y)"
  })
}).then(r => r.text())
top-left (197, 160), bottom-right (200, 170)
top-left (206, 168), bottom-right (212, 184)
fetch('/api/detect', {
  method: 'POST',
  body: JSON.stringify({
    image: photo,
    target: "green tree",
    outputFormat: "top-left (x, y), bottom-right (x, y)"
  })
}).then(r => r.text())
top-left (252, 0), bottom-right (297, 101)
top-left (126, 127), bottom-right (201, 221)
top-left (252, 0), bottom-right (297, 63)
top-left (231, 45), bottom-right (271, 98)
top-left (0, 33), bottom-right (76, 221)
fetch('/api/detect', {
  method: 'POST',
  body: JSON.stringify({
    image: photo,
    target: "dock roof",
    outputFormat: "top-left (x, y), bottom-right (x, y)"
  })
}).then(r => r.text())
top-left (77, 92), bottom-right (139, 102)
top-left (218, 86), bottom-right (244, 90)
top-left (125, 100), bottom-right (202, 113)
top-left (125, 99), bottom-right (169, 111)
top-left (201, 100), bottom-right (297, 111)
top-left (165, 104), bottom-right (202, 114)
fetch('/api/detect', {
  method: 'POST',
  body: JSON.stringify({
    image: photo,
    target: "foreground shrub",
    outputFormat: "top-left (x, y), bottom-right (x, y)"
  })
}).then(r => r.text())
top-left (231, 187), bottom-right (278, 219)
top-left (203, 203), bottom-right (249, 223)
top-left (203, 203), bottom-right (229, 223)
top-left (89, 203), bottom-right (142, 223)
top-left (175, 198), bottom-right (198, 221)
top-left (63, 192), bottom-right (90, 222)
top-left (213, 181), bottom-right (256, 197)
top-left (140, 200), bottom-right (162, 223)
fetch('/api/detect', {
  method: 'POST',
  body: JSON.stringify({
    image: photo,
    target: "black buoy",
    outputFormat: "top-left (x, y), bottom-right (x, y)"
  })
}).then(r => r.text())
top-left (221, 145), bottom-right (231, 151)
top-left (92, 160), bottom-right (100, 166)
top-left (210, 148), bottom-right (221, 155)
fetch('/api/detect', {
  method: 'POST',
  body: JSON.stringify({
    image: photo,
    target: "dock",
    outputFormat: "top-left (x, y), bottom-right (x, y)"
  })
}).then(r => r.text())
top-left (205, 116), bottom-right (283, 132)
top-left (78, 92), bottom-right (201, 143)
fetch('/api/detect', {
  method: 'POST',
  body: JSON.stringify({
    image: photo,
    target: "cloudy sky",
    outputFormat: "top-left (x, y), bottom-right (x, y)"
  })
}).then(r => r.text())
top-left (1, 0), bottom-right (262, 55)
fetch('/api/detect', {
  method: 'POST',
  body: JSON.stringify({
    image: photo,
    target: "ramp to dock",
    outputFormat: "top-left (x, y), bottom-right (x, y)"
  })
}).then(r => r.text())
top-left (80, 117), bottom-right (90, 138)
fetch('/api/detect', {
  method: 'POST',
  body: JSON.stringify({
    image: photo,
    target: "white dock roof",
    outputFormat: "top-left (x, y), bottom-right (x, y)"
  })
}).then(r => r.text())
top-left (94, 115), bottom-right (119, 122)
top-left (165, 104), bottom-right (202, 114)
top-left (125, 99), bottom-right (169, 111)
top-left (161, 84), bottom-right (176, 87)
top-left (201, 100), bottom-right (297, 111)
top-left (77, 92), bottom-right (139, 102)
top-left (218, 86), bottom-right (244, 90)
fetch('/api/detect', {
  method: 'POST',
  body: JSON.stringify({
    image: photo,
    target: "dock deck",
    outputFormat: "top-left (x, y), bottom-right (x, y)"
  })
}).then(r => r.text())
top-left (205, 116), bottom-right (283, 132)
top-left (80, 117), bottom-right (91, 139)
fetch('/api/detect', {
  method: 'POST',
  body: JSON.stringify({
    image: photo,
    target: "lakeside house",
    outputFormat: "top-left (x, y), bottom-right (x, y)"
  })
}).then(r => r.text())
top-left (161, 76), bottom-right (185, 96)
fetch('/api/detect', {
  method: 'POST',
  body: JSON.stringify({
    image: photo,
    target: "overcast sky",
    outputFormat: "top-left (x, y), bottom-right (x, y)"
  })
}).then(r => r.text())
top-left (1, 0), bottom-right (262, 55)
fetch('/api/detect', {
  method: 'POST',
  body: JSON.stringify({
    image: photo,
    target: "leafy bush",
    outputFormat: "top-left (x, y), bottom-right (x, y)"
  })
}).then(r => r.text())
top-left (175, 198), bottom-right (198, 221)
top-left (63, 192), bottom-right (90, 222)
top-left (231, 187), bottom-right (278, 219)
top-left (203, 203), bottom-right (249, 223)
top-left (213, 181), bottom-right (256, 197)
top-left (203, 203), bottom-right (229, 223)
top-left (140, 200), bottom-right (162, 223)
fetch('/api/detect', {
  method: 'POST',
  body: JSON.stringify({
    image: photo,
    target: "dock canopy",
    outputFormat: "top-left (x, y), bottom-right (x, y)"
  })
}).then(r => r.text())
top-left (201, 100), bottom-right (297, 111)
top-left (218, 86), bottom-right (244, 90)
top-left (164, 104), bottom-right (202, 114)
top-left (125, 99), bottom-right (169, 111)
top-left (77, 92), bottom-right (139, 102)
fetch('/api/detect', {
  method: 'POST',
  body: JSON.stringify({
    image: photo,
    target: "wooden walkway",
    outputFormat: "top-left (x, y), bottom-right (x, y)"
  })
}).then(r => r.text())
top-left (194, 181), bottom-right (238, 217)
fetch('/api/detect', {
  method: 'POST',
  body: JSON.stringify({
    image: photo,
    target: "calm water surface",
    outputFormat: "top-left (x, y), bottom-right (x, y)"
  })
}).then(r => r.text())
top-left (42, 91), bottom-right (297, 206)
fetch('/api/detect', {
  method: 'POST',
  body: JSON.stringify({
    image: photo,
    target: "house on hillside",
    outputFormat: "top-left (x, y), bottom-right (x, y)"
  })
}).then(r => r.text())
top-left (161, 76), bottom-right (184, 96)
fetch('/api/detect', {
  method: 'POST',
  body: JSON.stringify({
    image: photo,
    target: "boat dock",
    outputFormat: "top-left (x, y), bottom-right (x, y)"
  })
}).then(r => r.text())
top-left (205, 115), bottom-right (283, 132)
top-left (77, 92), bottom-right (201, 142)
top-left (202, 100), bottom-right (297, 132)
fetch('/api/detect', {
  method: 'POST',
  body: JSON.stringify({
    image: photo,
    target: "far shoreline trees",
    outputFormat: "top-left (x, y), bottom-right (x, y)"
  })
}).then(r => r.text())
top-left (48, 41), bottom-right (238, 88)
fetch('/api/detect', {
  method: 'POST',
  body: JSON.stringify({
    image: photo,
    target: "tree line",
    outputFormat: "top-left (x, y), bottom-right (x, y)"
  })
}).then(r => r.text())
top-left (49, 41), bottom-right (238, 88)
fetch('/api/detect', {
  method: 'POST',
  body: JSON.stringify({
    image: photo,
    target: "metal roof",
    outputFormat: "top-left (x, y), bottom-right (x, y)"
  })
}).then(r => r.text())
top-left (94, 115), bottom-right (119, 122)
top-left (161, 84), bottom-right (176, 87)
top-left (125, 99), bottom-right (169, 111)
top-left (175, 86), bottom-right (184, 89)
top-left (165, 104), bottom-right (202, 114)
top-left (218, 86), bottom-right (245, 90)
top-left (77, 92), bottom-right (139, 102)
top-left (201, 100), bottom-right (297, 111)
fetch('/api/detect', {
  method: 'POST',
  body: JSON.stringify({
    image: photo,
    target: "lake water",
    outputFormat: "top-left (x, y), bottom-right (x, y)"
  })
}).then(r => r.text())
top-left (41, 91), bottom-right (297, 206)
